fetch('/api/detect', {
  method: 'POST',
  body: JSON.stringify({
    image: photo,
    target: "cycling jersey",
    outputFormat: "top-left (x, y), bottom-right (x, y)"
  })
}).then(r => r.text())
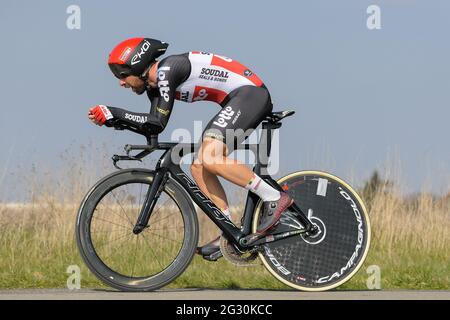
top-left (174, 52), bottom-right (264, 104)
top-left (107, 51), bottom-right (272, 149)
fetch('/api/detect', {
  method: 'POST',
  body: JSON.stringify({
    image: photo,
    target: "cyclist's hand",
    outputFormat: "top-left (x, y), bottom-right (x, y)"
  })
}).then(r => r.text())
top-left (89, 105), bottom-right (114, 126)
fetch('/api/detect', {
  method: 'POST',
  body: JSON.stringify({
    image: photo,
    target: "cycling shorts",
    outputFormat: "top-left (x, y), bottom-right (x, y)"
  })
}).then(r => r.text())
top-left (202, 85), bottom-right (273, 152)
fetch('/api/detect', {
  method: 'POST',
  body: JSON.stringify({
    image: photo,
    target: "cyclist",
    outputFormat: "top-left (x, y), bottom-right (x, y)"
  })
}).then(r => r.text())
top-left (88, 38), bottom-right (293, 260)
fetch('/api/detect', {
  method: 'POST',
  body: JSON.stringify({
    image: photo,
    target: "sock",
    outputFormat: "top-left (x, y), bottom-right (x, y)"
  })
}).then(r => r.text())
top-left (245, 174), bottom-right (281, 202)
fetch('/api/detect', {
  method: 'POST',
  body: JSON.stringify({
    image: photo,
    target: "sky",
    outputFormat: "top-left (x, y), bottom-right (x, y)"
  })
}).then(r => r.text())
top-left (0, 0), bottom-right (449, 201)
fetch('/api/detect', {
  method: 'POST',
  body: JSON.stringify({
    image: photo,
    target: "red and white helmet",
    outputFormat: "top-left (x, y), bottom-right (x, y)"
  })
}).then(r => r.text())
top-left (108, 37), bottom-right (169, 79)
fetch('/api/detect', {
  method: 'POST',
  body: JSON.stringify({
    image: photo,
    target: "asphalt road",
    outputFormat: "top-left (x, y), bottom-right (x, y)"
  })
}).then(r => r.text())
top-left (0, 289), bottom-right (449, 300)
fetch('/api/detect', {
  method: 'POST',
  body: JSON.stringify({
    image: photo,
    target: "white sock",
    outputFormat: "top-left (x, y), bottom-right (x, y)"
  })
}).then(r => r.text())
top-left (245, 174), bottom-right (281, 202)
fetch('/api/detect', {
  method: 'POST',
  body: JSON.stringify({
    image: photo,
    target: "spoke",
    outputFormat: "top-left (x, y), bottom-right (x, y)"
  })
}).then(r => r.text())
top-left (96, 202), bottom-right (131, 226)
top-left (91, 228), bottom-right (130, 235)
top-left (94, 231), bottom-right (135, 251)
top-left (150, 209), bottom-right (179, 226)
top-left (145, 196), bottom-right (175, 222)
top-left (99, 233), bottom-right (137, 262)
top-left (101, 244), bottom-right (131, 265)
top-left (91, 216), bottom-right (132, 231)
top-left (130, 235), bottom-right (139, 277)
top-left (148, 225), bottom-right (184, 232)
top-left (147, 230), bottom-right (183, 245)
top-left (110, 189), bottom-right (135, 227)
top-left (139, 232), bottom-right (165, 271)
top-left (128, 183), bottom-right (144, 228)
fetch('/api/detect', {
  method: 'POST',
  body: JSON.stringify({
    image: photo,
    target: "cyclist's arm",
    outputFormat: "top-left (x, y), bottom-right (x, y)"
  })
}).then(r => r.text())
top-left (104, 106), bottom-right (162, 132)
top-left (96, 55), bottom-right (190, 133)
top-left (144, 54), bottom-right (191, 133)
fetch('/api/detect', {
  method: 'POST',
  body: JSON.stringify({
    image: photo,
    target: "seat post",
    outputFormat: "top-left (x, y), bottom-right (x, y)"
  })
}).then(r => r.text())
top-left (256, 120), bottom-right (281, 176)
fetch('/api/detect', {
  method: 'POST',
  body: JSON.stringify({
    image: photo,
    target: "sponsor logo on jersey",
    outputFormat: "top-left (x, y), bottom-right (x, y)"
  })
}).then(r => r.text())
top-left (199, 68), bottom-right (229, 82)
top-left (131, 40), bottom-right (151, 65)
top-left (125, 113), bottom-right (147, 123)
top-left (232, 110), bottom-right (241, 124)
top-left (213, 106), bottom-right (234, 128)
top-left (180, 91), bottom-right (190, 102)
top-left (200, 68), bottom-right (229, 78)
top-left (193, 88), bottom-right (208, 102)
top-left (158, 66), bottom-right (171, 102)
top-left (204, 131), bottom-right (224, 141)
top-left (156, 107), bottom-right (170, 116)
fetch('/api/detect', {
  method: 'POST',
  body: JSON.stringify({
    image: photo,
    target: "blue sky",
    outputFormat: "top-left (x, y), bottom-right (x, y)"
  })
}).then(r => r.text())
top-left (0, 0), bottom-right (449, 200)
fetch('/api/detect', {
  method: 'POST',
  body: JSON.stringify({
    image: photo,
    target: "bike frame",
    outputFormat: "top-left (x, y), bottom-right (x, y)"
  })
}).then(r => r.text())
top-left (113, 120), bottom-right (314, 251)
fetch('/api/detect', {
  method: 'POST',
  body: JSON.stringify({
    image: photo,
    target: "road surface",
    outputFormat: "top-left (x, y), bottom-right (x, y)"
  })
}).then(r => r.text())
top-left (0, 289), bottom-right (448, 300)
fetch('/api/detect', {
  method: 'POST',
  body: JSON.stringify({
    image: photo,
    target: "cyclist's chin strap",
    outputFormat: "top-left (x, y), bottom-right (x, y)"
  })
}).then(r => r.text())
top-left (140, 61), bottom-right (157, 89)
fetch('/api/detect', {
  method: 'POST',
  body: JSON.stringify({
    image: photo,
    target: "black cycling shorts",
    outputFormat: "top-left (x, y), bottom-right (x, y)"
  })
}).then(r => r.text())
top-left (202, 85), bottom-right (273, 152)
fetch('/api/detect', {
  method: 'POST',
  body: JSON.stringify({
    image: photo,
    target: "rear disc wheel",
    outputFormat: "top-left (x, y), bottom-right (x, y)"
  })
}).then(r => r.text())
top-left (253, 171), bottom-right (371, 291)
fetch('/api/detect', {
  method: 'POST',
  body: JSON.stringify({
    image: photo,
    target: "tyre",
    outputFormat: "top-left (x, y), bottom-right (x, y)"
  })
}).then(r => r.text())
top-left (76, 169), bottom-right (199, 291)
top-left (253, 171), bottom-right (371, 291)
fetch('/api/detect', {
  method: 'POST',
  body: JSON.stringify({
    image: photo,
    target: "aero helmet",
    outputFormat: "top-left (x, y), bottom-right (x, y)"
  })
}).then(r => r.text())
top-left (108, 38), bottom-right (169, 79)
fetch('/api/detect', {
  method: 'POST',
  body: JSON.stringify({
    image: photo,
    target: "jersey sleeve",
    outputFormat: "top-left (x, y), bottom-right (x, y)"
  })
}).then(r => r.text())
top-left (146, 54), bottom-right (191, 133)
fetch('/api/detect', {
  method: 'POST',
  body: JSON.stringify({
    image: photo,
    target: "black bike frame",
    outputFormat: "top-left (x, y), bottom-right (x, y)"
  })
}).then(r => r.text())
top-left (117, 120), bottom-right (314, 250)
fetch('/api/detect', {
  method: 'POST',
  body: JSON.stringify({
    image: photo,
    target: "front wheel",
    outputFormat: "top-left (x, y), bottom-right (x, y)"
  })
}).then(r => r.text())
top-left (76, 169), bottom-right (199, 291)
top-left (253, 171), bottom-right (371, 291)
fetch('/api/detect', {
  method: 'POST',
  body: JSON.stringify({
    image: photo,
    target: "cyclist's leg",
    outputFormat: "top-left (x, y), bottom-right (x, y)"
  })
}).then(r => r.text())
top-left (200, 86), bottom-right (293, 233)
top-left (192, 86), bottom-right (271, 208)
top-left (192, 146), bottom-right (227, 260)
top-left (194, 86), bottom-right (272, 258)
top-left (198, 138), bottom-right (253, 187)
top-left (199, 85), bottom-right (273, 188)
top-left (190, 156), bottom-right (230, 212)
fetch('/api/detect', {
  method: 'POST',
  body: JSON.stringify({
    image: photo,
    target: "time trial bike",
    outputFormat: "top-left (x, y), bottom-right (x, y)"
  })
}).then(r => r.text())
top-left (75, 110), bottom-right (371, 291)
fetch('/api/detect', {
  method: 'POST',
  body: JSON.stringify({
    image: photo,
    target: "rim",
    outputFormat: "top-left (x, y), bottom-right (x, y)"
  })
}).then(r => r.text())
top-left (253, 170), bottom-right (371, 291)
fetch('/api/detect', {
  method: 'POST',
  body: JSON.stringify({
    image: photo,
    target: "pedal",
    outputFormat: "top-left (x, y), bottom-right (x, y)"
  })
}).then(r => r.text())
top-left (203, 250), bottom-right (223, 261)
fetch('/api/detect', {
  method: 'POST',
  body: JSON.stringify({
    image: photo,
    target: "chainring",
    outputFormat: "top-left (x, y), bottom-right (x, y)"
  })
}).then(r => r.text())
top-left (219, 235), bottom-right (259, 267)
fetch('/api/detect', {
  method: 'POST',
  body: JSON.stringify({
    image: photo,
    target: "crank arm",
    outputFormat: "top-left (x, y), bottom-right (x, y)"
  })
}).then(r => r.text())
top-left (240, 229), bottom-right (307, 247)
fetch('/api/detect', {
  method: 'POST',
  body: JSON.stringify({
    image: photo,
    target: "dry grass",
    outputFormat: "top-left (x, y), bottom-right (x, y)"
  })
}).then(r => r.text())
top-left (0, 144), bottom-right (448, 290)
top-left (370, 188), bottom-right (450, 255)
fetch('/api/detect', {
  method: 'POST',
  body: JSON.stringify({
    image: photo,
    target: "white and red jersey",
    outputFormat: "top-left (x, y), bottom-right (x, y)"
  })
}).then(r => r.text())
top-left (174, 52), bottom-right (264, 104)
top-left (142, 51), bottom-right (267, 132)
